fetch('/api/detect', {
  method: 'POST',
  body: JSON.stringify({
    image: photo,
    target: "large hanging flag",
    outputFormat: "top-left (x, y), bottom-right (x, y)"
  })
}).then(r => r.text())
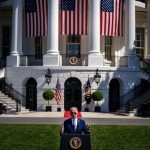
top-left (100, 0), bottom-right (124, 36)
top-left (25, 0), bottom-right (48, 37)
top-left (60, 0), bottom-right (88, 35)
top-left (55, 78), bottom-right (61, 105)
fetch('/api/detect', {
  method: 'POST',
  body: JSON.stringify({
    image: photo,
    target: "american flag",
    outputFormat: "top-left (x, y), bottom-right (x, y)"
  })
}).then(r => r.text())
top-left (100, 0), bottom-right (124, 36)
top-left (84, 77), bottom-right (91, 104)
top-left (84, 77), bottom-right (91, 89)
top-left (60, 0), bottom-right (88, 35)
top-left (25, 0), bottom-right (48, 37)
top-left (55, 78), bottom-right (61, 105)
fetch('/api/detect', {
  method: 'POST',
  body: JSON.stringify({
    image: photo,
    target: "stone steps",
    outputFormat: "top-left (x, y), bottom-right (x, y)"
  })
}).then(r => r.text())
top-left (117, 89), bottom-right (150, 115)
top-left (0, 91), bottom-right (29, 114)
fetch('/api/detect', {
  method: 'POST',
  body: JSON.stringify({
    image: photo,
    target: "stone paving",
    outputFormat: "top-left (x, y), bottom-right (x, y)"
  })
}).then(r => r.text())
top-left (0, 111), bottom-right (146, 119)
top-left (0, 111), bottom-right (150, 125)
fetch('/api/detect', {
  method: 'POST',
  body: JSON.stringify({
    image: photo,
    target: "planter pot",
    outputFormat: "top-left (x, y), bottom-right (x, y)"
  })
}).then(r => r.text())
top-left (46, 106), bottom-right (52, 112)
top-left (85, 107), bottom-right (89, 112)
top-left (94, 106), bottom-right (101, 112)
top-left (57, 107), bottom-right (61, 112)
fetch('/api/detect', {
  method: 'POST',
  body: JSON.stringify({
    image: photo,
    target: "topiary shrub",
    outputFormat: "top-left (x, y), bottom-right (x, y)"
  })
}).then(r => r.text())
top-left (91, 90), bottom-right (103, 112)
top-left (91, 90), bottom-right (103, 101)
top-left (43, 90), bottom-right (54, 106)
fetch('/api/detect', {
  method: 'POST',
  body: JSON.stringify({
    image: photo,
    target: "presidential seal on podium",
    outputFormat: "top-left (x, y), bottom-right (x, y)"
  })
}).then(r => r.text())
top-left (70, 136), bottom-right (82, 149)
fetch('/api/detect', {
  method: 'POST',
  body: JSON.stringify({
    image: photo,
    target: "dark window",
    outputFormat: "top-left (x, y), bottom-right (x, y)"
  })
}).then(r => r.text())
top-left (67, 36), bottom-right (80, 58)
top-left (135, 27), bottom-right (144, 59)
top-left (105, 36), bottom-right (112, 61)
top-left (35, 37), bottom-right (42, 59)
top-left (2, 26), bottom-right (11, 57)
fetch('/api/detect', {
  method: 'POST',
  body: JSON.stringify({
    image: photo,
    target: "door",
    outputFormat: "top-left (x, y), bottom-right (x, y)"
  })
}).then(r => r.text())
top-left (109, 78), bottom-right (120, 112)
top-left (25, 78), bottom-right (37, 111)
top-left (64, 77), bottom-right (82, 111)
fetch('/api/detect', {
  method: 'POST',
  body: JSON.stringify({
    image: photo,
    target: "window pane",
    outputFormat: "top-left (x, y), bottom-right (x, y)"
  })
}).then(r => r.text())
top-left (136, 34), bottom-right (140, 40)
top-left (135, 27), bottom-right (145, 59)
top-left (35, 37), bottom-right (42, 59)
top-left (141, 41), bottom-right (144, 47)
top-left (2, 26), bottom-right (11, 57)
top-left (67, 36), bottom-right (80, 58)
top-left (105, 37), bottom-right (112, 60)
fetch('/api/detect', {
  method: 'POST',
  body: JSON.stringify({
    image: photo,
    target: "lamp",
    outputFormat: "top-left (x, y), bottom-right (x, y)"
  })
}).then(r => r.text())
top-left (94, 68), bottom-right (101, 85)
top-left (45, 68), bottom-right (52, 85)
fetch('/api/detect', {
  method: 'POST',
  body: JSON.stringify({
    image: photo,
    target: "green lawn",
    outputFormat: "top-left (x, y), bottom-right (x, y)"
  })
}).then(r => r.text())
top-left (0, 125), bottom-right (150, 150)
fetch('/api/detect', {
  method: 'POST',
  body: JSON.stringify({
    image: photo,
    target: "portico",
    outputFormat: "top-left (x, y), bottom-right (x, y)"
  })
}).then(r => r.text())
top-left (0, 0), bottom-right (148, 113)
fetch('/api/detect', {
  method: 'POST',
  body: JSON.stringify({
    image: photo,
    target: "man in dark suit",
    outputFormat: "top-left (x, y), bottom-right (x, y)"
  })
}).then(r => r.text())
top-left (60, 107), bottom-right (90, 135)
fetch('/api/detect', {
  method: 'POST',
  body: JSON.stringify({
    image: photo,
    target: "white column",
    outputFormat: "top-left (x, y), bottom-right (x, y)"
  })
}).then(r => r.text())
top-left (125, 0), bottom-right (139, 69)
top-left (7, 0), bottom-right (23, 66)
top-left (43, 0), bottom-right (60, 66)
top-left (11, 0), bottom-right (23, 55)
top-left (88, 0), bottom-right (103, 66)
top-left (147, 0), bottom-right (150, 58)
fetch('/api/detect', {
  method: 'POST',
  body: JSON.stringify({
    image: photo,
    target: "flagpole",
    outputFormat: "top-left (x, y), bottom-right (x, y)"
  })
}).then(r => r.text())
top-left (116, 36), bottom-right (119, 66)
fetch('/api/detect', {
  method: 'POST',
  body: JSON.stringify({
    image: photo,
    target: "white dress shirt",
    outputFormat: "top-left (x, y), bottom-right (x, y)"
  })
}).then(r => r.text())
top-left (72, 118), bottom-right (77, 129)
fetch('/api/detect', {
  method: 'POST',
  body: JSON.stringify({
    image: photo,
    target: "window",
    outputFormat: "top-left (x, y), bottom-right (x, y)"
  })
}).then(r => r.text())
top-left (35, 37), bottom-right (42, 59)
top-left (135, 27), bottom-right (144, 59)
top-left (104, 36), bottom-right (112, 61)
top-left (67, 36), bottom-right (80, 58)
top-left (2, 26), bottom-right (11, 57)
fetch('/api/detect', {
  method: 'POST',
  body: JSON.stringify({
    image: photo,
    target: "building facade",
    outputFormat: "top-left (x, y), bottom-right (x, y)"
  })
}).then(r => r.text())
top-left (0, 0), bottom-right (149, 113)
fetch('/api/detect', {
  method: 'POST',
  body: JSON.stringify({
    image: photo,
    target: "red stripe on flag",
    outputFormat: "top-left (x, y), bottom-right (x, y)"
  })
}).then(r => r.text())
top-left (60, 0), bottom-right (88, 35)
top-left (100, 0), bottom-right (124, 36)
top-left (25, 0), bottom-right (48, 37)
top-left (55, 79), bottom-right (61, 105)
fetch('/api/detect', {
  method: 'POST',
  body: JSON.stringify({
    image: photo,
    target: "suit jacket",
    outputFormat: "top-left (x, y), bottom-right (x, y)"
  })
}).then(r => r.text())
top-left (62, 118), bottom-right (90, 134)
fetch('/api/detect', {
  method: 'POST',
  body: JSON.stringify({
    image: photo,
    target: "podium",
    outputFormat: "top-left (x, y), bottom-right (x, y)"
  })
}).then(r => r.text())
top-left (60, 134), bottom-right (91, 150)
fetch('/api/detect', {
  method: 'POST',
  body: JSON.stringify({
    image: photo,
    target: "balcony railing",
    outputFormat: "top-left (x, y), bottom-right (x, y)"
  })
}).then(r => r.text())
top-left (20, 55), bottom-right (43, 66)
top-left (61, 54), bottom-right (128, 67)
top-left (61, 54), bottom-right (88, 66)
top-left (140, 58), bottom-right (150, 75)
top-left (0, 55), bottom-right (128, 67)
top-left (104, 55), bottom-right (128, 67)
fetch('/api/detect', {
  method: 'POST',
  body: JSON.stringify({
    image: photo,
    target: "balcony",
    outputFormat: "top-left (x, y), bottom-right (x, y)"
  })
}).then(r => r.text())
top-left (19, 55), bottom-right (128, 67)
top-left (0, 55), bottom-right (128, 67)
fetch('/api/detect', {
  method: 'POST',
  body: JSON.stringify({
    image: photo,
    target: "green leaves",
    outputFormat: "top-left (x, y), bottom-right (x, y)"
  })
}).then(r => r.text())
top-left (43, 90), bottom-right (54, 101)
top-left (91, 90), bottom-right (103, 101)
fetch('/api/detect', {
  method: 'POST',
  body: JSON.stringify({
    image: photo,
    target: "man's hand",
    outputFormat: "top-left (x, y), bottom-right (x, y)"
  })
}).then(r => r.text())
top-left (86, 124), bottom-right (90, 130)
top-left (60, 125), bottom-right (64, 133)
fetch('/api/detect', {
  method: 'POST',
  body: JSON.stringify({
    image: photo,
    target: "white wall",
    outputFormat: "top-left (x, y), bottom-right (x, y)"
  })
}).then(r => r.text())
top-left (5, 66), bottom-right (140, 112)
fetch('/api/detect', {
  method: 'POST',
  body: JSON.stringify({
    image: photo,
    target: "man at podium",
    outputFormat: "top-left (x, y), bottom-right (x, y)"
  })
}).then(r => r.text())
top-left (60, 107), bottom-right (90, 135)
top-left (60, 107), bottom-right (91, 150)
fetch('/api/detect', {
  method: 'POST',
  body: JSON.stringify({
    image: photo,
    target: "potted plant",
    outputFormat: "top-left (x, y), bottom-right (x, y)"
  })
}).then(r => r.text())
top-left (43, 90), bottom-right (54, 112)
top-left (91, 90), bottom-right (103, 112)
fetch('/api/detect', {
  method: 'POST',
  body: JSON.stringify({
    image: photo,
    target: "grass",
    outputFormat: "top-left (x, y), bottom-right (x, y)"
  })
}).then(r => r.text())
top-left (0, 125), bottom-right (150, 150)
